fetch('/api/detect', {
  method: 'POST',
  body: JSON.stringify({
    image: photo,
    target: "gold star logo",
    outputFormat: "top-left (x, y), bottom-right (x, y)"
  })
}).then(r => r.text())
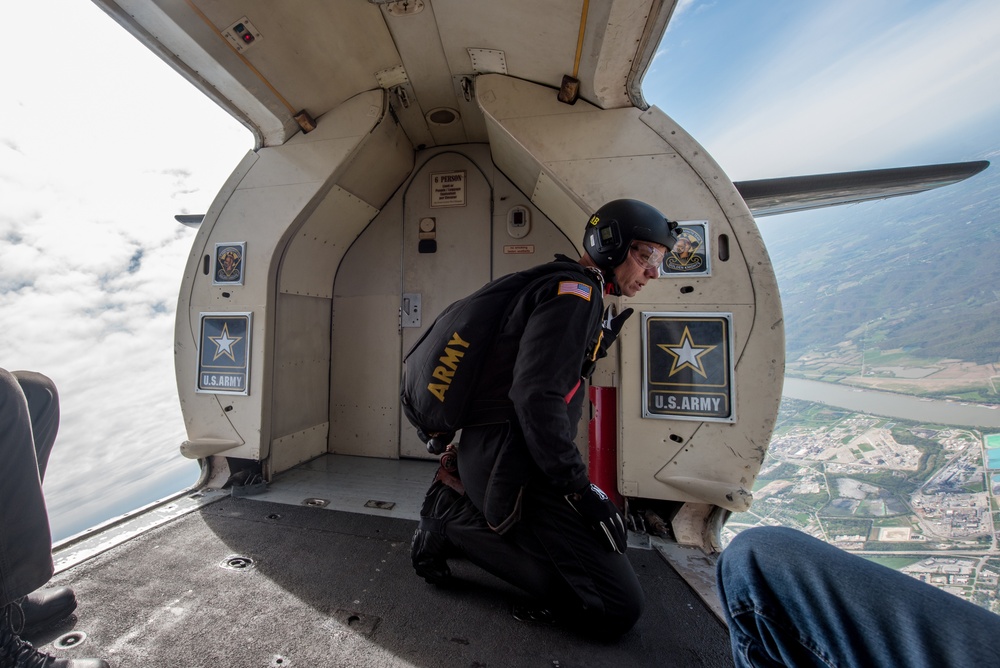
top-left (657, 326), bottom-right (715, 378)
top-left (209, 323), bottom-right (242, 362)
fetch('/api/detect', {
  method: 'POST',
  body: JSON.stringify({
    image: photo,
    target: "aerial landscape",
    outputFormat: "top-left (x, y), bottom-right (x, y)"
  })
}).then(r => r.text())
top-left (765, 158), bottom-right (1000, 404)
top-left (728, 161), bottom-right (1000, 612)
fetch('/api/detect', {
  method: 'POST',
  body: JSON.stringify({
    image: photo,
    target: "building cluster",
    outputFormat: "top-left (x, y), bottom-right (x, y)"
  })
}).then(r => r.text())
top-left (913, 494), bottom-right (988, 538)
top-left (771, 422), bottom-right (920, 472)
top-left (901, 558), bottom-right (987, 603)
top-left (748, 412), bottom-right (1000, 610)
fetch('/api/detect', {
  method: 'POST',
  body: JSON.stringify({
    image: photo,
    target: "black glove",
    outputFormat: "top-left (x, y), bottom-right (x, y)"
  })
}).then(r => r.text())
top-left (565, 483), bottom-right (627, 553)
top-left (417, 428), bottom-right (456, 455)
top-left (597, 306), bottom-right (633, 358)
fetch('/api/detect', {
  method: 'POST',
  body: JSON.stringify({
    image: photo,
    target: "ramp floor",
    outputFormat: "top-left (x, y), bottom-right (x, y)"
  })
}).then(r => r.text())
top-left (39, 456), bottom-right (734, 667)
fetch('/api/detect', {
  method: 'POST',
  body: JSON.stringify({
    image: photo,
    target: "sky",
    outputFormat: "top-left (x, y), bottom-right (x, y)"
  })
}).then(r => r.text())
top-left (0, 2), bottom-right (251, 539)
top-left (2, 0), bottom-right (999, 541)
top-left (645, 0), bottom-right (1000, 177)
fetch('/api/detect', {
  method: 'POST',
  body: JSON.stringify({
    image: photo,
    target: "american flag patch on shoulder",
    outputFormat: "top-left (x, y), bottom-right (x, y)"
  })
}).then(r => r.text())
top-left (557, 281), bottom-right (593, 301)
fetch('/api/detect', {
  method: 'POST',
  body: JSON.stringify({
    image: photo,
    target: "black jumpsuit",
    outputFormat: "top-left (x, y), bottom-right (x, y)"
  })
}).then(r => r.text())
top-left (437, 257), bottom-right (644, 635)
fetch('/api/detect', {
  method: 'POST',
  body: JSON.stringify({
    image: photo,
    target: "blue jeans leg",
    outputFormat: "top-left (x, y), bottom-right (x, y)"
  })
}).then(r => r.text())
top-left (717, 526), bottom-right (1000, 668)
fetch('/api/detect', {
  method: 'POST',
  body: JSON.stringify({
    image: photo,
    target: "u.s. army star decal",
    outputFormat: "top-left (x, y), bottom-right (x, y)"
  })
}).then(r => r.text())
top-left (657, 326), bottom-right (716, 378)
top-left (209, 323), bottom-right (242, 362)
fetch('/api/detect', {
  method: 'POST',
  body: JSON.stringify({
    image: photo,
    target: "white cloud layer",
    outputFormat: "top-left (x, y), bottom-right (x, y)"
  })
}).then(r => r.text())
top-left (701, 1), bottom-right (1000, 178)
top-left (0, 0), bottom-right (250, 540)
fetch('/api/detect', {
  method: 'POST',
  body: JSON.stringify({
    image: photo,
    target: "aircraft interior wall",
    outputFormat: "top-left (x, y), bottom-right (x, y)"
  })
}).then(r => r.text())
top-left (180, 73), bottom-right (783, 528)
top-left (178, 87), bottom-right (587, 481)
top-left (474, 74), bottom-right (784, 514)
top-left (267, 102), bottom-right (416, 475)
top-left (328, 144), bottom-right (583, 463)
top-left (177, 89), bottom-right (411, 479)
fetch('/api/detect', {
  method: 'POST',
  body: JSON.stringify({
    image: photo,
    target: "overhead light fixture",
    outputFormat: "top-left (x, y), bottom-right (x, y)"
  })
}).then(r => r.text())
top-left (426, 107), bottom-right (460, 126)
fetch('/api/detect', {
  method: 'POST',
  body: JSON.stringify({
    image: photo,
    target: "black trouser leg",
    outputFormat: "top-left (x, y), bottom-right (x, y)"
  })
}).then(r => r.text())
top-left (13, 371), bottom-right (60, 480)
top-left (443, 487), bottom-right (644, 636)
top-left (0, 369), bottom-right (57, 608)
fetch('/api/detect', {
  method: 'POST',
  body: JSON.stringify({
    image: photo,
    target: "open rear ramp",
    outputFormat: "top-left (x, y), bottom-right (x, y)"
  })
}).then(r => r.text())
top-left (44, 456), bottom-right (733, 667)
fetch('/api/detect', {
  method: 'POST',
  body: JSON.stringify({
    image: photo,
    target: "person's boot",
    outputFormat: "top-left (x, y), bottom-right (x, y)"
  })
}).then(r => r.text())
top-left (411, 479), bottom-right (462, 585)
top-left (511, 602), bottom-right (559, 626)
top-left (18, 588), bottom-right (77, 636)
top-left (1, 603), bottom-right (109, 668)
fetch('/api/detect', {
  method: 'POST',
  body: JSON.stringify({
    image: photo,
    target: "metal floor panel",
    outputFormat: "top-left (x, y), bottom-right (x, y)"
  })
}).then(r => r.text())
top-left (38, 496), bottom-right (733, 668)
top-left (252, 455), bottom-right (728, 623)
top-left (39, 454), bottom-right (734, 667)
top-left (245, 454), bottom-right (439, 520)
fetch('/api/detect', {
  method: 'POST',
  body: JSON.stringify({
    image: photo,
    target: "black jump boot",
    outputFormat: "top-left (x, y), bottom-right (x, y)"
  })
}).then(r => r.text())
top-left (18, 588), bottom-right (77, 636)
top-left (1, 602), bottom-right (109, 668)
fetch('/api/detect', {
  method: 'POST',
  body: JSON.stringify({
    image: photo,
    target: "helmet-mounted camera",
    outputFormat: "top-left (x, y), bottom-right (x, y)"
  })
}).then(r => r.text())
top-left (583, 199), bottom-right (678, 271)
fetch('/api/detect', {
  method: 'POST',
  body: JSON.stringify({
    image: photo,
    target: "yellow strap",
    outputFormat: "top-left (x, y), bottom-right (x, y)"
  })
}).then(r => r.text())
top-left (589, 329), bottom-right (604, 362)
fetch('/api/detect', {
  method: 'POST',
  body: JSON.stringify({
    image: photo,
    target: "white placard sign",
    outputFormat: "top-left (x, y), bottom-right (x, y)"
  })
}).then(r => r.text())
top-left (430, 171), bottom-right (466, 207)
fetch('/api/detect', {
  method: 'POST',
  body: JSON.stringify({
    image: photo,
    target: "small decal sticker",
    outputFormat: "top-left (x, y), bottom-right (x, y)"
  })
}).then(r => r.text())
top-left (662, 222), bottom-right (710, 276)
top-left (213, 242), bottom-right (246, 286)
top-left (642, 312), bottom-right (734, 422)
top-left (503, 245), bottom-right (535, 254)
top-left (197, 312), bottom-right (252, 395)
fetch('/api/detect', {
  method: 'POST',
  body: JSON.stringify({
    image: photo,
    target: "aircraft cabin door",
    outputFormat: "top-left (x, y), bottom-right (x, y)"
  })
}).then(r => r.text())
top-left (400, 153), bottom-right (491, 459)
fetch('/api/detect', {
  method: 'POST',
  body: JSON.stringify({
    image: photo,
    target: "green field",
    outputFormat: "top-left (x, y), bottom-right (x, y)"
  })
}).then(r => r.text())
top-left (863, 556), bottom-right (924, 570)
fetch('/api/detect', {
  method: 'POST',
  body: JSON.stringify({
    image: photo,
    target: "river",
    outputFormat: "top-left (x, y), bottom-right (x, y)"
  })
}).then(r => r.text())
top-left (782, 377), bottom-right (1000, 430)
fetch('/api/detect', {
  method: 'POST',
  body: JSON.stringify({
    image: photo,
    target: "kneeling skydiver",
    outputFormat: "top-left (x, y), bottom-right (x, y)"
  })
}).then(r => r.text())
top-left (410, 200), bottom-right (679, 637)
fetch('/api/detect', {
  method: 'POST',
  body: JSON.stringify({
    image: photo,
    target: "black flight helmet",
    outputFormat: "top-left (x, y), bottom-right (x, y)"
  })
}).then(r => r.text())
top-left (583, 199), bottom-right (679, 271)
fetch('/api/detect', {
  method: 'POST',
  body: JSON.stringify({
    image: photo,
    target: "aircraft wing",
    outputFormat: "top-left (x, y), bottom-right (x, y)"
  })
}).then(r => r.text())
top-left (734, 160), bottom-right (989, 217)
top-left (174, 214), bottom-right (205, 227)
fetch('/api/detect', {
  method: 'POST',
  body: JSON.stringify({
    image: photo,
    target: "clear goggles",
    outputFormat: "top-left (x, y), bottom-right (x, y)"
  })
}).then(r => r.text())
top-left (629, 243), bottom-right (665, 269)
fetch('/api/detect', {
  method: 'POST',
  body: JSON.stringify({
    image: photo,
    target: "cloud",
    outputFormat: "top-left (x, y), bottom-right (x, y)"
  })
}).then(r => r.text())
top-left (668, 0), bottom-right (698, 23)
top-left (703, 0), bottom-right (1000, 178)
top-left (0, 155), bottom-right (206, 537)
top-left (653, 0), bottom-right (704, 68)
top-left (1, 0), bottom-right (251, 541)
